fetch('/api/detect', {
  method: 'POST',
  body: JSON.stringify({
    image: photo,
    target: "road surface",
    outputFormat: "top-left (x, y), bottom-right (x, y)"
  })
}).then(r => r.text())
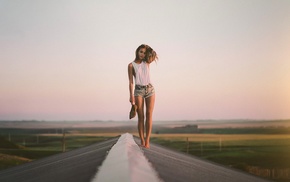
top-left (0, 137), bottom-right (119, 182)
top-left (136, 137), bottom-right (271, 182)
top-left (0, 134), bottom-right (271, 182)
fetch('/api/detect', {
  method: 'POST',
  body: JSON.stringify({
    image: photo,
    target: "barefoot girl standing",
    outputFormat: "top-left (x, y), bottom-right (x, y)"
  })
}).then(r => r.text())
top-left (128, 44), bottom-right (158, 148)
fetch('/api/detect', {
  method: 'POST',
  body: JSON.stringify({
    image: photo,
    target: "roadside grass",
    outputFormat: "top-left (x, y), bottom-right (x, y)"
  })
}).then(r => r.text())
top-left (151, 134), bottom-right (290, 181)
top-left (1, 131), bottom-right (290, 181)
top-left (0, 153), bottom-right (31, 170)
top-left (0, 134), bottom-right (114, 171)
top-left (0, 150), bottom-right (60, 160)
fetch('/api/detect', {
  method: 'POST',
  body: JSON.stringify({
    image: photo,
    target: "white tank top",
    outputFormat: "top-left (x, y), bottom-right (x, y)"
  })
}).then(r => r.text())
top-left (132, 61), bottom-right (151, 86)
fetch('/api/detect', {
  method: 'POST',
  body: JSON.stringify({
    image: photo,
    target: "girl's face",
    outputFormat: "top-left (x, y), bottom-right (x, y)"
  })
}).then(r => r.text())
top-left (138, 48), bottom-right (146, 60)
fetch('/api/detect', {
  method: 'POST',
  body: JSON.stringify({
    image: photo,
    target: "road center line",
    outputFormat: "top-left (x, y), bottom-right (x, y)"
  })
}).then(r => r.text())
top-left (91, 133), bottom-right (162, 182)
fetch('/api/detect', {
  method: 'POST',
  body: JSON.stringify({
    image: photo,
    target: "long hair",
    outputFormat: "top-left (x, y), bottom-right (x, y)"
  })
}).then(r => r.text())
top-left (135, 44), bottom-right (158, 63)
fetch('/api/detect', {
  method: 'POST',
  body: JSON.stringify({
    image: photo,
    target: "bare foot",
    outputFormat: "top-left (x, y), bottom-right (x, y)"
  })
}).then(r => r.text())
top-left (141, 140), bottom-right (145, 147)
top-left (144, 141), bottom-right (150, 149)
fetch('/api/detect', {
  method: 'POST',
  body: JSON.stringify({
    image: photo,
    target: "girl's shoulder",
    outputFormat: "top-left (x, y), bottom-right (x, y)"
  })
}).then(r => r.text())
top-left (128, 62), bottom-right (134, 70)
top-left (129, 60), bottom-right (135, 65)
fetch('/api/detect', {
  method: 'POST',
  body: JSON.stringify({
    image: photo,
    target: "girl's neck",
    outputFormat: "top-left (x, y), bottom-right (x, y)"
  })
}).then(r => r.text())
top-left (134, 59), bottom-right (142, 64)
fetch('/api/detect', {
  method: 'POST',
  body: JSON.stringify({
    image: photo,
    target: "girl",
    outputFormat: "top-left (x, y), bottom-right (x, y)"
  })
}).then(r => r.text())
top-left (128, 44), bottom-right (158, 149)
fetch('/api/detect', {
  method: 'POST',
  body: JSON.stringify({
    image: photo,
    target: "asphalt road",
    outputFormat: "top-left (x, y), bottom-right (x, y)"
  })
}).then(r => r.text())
top-left (0, 137), bottom-right (119, 182)
top-left (0, 134), bottom-right (272, 182)
top-left (136, 138), bottom-right (271, 182)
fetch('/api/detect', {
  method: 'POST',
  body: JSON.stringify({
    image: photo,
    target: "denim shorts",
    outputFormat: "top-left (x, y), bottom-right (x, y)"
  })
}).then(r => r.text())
top-left (134, 84), bottom-right (155, 98)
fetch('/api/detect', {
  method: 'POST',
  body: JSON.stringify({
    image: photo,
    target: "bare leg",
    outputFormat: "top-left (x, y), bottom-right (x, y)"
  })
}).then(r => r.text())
top-left (135, 96), bottom-right (145, 146)
top-left (145, 94), bottom-right (155, 148)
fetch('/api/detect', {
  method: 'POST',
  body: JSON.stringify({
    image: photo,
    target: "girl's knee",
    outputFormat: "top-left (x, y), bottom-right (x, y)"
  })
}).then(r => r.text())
top-left (138, 115), bottom-right (145, 121)
top-left (146, 112), bottom-right (153, 117)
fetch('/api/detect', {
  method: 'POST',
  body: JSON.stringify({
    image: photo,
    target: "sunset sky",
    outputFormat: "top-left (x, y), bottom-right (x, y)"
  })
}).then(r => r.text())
top-left (1, 0), bottom-right (290, 121)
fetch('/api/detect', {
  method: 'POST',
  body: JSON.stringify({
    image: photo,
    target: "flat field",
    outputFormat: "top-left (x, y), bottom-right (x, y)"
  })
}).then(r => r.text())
top-left (0, 131), bottom-right (117, 171)
top-left (151, 133), bottom-right (290, 182)
top-left (1, 127), bottom-right (290, 181)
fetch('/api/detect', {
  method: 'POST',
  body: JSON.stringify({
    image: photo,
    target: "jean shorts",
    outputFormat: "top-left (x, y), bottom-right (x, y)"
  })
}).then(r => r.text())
top-left (134, 84), bottom-right (155, 98)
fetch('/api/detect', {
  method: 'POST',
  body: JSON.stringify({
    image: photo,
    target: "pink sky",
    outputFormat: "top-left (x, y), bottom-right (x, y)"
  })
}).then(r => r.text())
top-left (0, 1), bottom-right (290, 121)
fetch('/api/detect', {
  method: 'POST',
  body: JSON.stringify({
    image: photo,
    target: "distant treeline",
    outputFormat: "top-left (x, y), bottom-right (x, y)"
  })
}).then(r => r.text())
top-left (0, 126), bottom-right (137, 135)
top-left (199, 127), bottom-right (290, 134)
top-left (1, 126), bottom-right (290, 135)
top-left (153, 126), bottom-right (290, 134)
top-left (0, 128), bottom-right (66, 135)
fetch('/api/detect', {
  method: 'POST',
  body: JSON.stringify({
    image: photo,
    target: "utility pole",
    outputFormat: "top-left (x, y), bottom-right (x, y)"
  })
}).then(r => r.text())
top-left (62, 129), bottom-right (66, 152)
top-left (219, 137), bottom-right (222, 151)
top-left (186, 137), bottom-right (189, 154)
top-left (201, 141), bottom-right (203, 156)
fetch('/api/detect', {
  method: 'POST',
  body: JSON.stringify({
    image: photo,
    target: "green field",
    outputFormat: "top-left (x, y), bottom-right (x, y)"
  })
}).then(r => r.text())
top-left (151, 133), bottom-right (290, 182)
top-left (1, 128), bottom-right (290, 182)
top-left (0, 131), bottom-right (117, 171)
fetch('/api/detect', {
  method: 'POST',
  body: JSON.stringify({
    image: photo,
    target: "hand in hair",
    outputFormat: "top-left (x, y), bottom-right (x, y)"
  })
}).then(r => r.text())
top-left (145, 49), bottom-right (158, 64)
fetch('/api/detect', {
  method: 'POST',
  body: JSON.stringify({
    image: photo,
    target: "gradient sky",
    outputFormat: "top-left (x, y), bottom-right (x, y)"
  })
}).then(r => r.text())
top-left (1, 0), bottom-right (290, 121)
